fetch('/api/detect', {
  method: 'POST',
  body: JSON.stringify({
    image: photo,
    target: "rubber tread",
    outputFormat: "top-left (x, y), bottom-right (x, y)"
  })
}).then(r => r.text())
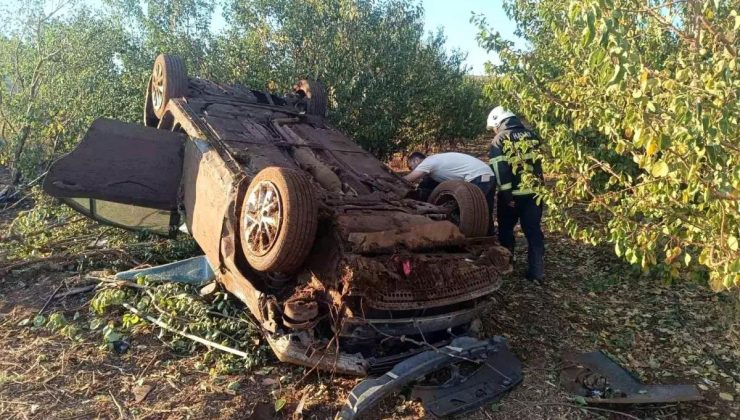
top-left (153, 54), bottom-right (188, 118)
top-left (240, 167), bottom-right (319, 273)
top-left (428, 180), bottom-right (489, 237)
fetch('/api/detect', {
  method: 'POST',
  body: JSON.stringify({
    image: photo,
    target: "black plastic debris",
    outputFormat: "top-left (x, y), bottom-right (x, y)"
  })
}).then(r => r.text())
top-left (336, 336), bottom-right (522, 419)
top-left (560, 351), bottom-right (703, 404)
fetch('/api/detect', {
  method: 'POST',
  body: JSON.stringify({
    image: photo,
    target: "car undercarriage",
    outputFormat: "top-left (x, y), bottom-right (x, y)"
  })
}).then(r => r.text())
top-left (43, 55), bottom-right (512, 377)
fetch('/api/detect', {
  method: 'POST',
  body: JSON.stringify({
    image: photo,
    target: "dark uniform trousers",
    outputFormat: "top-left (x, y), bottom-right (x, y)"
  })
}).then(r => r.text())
top-left (497, 193), bottom-right (544, 280)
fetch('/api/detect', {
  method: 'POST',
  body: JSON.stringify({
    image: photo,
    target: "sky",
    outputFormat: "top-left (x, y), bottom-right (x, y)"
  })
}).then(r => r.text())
top-left (421, 0), bottom-right (522, 75)
top-left (26, 0), bottom-right (522, 76)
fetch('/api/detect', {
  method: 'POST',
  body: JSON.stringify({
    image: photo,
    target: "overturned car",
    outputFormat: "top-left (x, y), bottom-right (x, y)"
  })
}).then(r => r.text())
top-left (43, 55), bottom-right (512, 376)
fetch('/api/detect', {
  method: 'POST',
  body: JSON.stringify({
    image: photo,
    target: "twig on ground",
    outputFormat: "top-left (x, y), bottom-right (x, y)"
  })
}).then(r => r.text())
top-left (0, 249), bottom-right (126, 275)
top-left (86, 276), bottom-right (147, 290)
top-left (53, 284), bottom-right (97, 299)
top-left (136, 351), bottom-right (162, 381)
top-left (37, 276), bottom-right (63, 315)
top-left (514, 401), bottom-right (641, 420)
top-left (108, 390), bottom-right (127, 419)
top-left (122, 303), bottom-right (249, 359)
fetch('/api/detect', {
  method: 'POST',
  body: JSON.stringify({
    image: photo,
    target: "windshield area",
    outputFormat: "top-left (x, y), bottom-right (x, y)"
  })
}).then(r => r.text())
top-left (64, 197), bottom-right (178, 237)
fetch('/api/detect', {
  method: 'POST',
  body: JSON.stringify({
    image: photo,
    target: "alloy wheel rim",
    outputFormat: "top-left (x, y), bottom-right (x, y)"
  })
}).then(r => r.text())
top-left (151, 61), bottom-right (165, 111)
top-left (244, 181), bottom-right (282, 256)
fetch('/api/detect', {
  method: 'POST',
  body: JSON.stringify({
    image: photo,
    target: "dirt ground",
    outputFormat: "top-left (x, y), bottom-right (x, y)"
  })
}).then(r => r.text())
top-left (1, 164), bottom-right (739, 419)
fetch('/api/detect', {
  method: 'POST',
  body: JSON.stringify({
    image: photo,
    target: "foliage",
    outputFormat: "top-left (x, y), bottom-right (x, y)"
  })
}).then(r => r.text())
top-left (475, 0), bottom-right (739, 290)
top-left (1, 187), bottom-right (199, 266)
top-left (0, 0), bottom-right (485, 185)
top-left (214, 0), bottom-right (486, 157)
top-left (0, 1), bottom-right (145, 183)
top-left (90, 277), bottom-right (270, 372)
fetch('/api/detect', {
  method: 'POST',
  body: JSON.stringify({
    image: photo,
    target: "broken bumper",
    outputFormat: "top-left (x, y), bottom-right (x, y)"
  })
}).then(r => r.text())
top-left (337, 336), bottom-right (523, 419)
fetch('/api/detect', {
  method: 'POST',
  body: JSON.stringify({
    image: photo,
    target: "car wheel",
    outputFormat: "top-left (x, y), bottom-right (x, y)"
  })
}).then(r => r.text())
top-left (143, 76), bottom-right (159, 127)
top-left (293, 79), bottom-right (328, 117)
top-left (150, 54), bottom-right (188, 119)
top-left (428, 181), bottom-right (489, 237)
top-left (240, 167), bottom-right (319, 273)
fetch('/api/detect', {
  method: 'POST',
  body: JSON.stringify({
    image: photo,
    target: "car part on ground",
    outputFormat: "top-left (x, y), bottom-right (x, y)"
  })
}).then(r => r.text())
top-left (43, 53), bottom-right (511, 376)
top-left (560, 351), bottom-right (704, 404)
top-left (115, 255), bottom-right (214, 286)
top-left (336, 336), bottom-right (522, 419)
top-left (428, 180), bottom-right (489, 237)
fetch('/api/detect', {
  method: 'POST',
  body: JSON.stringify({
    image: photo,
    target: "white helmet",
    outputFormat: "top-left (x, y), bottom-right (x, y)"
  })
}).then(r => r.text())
top-left (486, 106), bottom-right (515, 130)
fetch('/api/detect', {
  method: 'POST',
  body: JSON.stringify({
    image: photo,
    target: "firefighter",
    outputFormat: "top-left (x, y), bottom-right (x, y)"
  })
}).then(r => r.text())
top-left (486, 106), bottom-right (545, 282)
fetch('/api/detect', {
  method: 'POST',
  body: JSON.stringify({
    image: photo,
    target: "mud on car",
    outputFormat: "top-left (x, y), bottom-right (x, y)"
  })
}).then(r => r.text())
top-left (43, 55), bottom-right (512, 375)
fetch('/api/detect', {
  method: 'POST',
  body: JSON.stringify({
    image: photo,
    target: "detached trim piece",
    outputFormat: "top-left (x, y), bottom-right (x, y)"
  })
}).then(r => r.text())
top-left (336, 336), bottom-right (522, 419)
top-left (560, 351), bottom-right (703, 404)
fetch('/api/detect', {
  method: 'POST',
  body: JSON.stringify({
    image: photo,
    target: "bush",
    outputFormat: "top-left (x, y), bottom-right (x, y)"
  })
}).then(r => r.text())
top-left (475, 0), bottom-right (739, 290)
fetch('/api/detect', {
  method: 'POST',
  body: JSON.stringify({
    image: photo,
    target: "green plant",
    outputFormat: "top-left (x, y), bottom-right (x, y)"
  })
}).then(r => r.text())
top-left (476, 0), bottom-right (739, 290)
top-left (90, 278), bottom-right (270, 373)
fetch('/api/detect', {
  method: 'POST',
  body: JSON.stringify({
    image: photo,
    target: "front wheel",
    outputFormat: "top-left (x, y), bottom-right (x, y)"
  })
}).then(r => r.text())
top-left (428, 181), bottom-right (489, 237)
top-left (240, 167), bottom-right (319, 273)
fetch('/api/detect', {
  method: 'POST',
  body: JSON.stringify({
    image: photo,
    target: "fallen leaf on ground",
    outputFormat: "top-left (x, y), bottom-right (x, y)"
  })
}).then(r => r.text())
top-left (132, 384), bottom-right (153, 403)
top-left (262, 377), bottom-right (278, 386)
top-left (718, 392), bottom-right (734, 401)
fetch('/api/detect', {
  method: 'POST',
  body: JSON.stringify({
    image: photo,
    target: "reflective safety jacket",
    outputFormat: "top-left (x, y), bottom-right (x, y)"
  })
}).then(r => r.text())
top-left (487, 117), bottom-right (544, 204)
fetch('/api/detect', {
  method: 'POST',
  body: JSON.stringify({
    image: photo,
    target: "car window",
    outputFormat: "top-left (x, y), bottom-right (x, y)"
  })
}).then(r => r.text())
top-left (64, 197), bottom-right (178, 237)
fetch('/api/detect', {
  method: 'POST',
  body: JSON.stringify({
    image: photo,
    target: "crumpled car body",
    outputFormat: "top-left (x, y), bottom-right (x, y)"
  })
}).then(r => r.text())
top-left (43, 55), bottom-right (512, 375)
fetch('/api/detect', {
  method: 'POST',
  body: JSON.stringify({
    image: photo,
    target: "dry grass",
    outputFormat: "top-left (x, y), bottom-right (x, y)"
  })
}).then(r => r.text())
top-left (1, 163), bottom-right (738, 419)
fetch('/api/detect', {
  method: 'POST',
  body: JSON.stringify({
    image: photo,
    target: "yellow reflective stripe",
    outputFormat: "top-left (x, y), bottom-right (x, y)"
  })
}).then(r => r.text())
top-left (489, 156), bottom-right (507, 164)
top-left (512, 189), bottom-right (535, 195)
top-left (499, 182), bottom-right (512, 191)
top-left (490, 163), bottom-right (501, 185)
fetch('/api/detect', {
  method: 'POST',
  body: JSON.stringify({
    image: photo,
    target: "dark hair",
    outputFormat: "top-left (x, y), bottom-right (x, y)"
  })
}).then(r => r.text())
top-left (407, 151), bottom-right (426, 162)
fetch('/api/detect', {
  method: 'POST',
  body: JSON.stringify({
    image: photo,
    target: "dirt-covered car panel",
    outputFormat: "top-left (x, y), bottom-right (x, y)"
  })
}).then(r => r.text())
top-left (43, 118), bottom-right (185, 210)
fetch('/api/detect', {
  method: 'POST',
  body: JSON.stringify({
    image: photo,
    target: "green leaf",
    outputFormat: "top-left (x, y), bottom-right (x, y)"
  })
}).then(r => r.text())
top-left (581, 26), bottom-right (594, 47)
top-left (607, 64), bottom-right (624, 85)
top-left (728, 236), bottom-right (738, 252)
top-left (651, 161), bottom-right (669, 178)
top-left (274, 398), bottom-right (286, 412)
top-left (89, 318), bottom-right (105, 330)
top-left (33, 314), bottom-right (46, 328)
top-left (573, 395), bottom-right (587, 406)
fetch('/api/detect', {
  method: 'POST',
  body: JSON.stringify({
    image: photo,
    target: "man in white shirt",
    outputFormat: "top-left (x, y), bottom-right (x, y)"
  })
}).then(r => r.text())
top-left (403, 151), bottom-right (495, 233)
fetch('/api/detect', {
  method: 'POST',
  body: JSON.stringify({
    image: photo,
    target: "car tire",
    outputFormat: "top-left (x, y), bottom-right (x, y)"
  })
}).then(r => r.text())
top-left (143, 76), bottom-right (159, 127)
top-left (428, 180), bottom-right (489, 237)
top-left (240, 167), bottom-right (319, 273)
top-left (294, 79), bottom-right (328, 117)
top-left (150, 54), bottom-right (188, 119)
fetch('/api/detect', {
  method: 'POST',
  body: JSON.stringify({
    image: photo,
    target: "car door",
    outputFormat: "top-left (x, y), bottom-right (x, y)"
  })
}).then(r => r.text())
top-left (43, 118), bottom-right (186, 237)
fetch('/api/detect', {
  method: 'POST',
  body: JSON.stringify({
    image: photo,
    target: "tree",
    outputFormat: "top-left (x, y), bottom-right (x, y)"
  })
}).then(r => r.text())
top-left (1, 0), bottom-right (485, 181)
top-left (0, 1), bottom-right (141, 184)
top-left (220, 0), bottom-right (486, 157)
top-left (475, 0), bottom-right (739, 290)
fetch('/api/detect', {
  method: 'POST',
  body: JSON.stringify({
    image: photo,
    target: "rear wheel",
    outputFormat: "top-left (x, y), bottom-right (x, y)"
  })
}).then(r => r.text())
top-left (143, 76), bottom-right (159, 127)
top-left (150, 54), bottom-right (188, 119)
top-left (428, 181), bottom-right (489, 237)
top-left (293, 79), bottom-right (328, 117)
top-left (240, 167), bottom-right (318, 273)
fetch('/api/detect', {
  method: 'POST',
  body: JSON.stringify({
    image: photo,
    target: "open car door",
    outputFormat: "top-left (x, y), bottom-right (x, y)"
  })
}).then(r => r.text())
top-left (43, 118), bottom-right (186, 237)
